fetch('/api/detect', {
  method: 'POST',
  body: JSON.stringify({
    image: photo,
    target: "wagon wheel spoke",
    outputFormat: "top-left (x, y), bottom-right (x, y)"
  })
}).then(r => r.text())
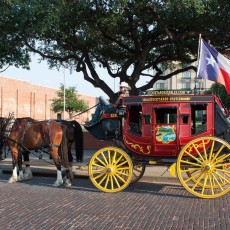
top-left (97, 174), bottom-right (107, 185)
top-left (177, 137), bottom-right (230, 198)
top-left (216, 168), bottom-right (230, 176)
top-left (89, 147), bottom-right (133, 193)
top-left (112, 175), bottom-right (121, 188)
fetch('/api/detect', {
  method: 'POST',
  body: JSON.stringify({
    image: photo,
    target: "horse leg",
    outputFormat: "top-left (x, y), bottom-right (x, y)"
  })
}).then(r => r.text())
top-left (73, 121), bottom-right (83, 163)
top-left (63, 141), bottom-right (74, 186)
top-left (0, 138), bottom-right (5, 160)
top-left (0, 151), bottom-right (4, 160)
top-left (63, 168), bottom-right (74, 188)
top-left (68, 141), bottom-right (73, 162)
top-left (23, 150), bottom-right (32, 180)
top-left (62, 159), bottom-right (74, 187)
top-left (17, 151), bottom-right (25, 181)
top-left (8, 149), bottom-right (19, 183)
top-left (50, 148), bottom-right (63, 187)
top-left (60, 127), bottom-right (73, 187)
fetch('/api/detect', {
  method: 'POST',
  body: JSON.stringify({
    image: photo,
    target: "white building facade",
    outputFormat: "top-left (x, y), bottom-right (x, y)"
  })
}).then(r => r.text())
top-left (153, 69), bottom-right (213, 93)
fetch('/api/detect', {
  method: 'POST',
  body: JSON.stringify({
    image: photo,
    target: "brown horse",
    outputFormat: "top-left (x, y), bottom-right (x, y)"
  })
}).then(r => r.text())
top-left (3, 116), bottom-right (72, 187)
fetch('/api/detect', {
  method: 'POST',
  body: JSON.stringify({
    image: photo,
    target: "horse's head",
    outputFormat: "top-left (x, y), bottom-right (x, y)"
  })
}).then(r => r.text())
top-left (0, 114), bottom-right (15, 158)
top-left (2, 113), bottom-right (16, 138)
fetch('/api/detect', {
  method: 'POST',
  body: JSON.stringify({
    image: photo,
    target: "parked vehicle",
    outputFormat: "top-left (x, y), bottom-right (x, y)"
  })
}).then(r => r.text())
top-left (84, 91), bottom-right (230, 198)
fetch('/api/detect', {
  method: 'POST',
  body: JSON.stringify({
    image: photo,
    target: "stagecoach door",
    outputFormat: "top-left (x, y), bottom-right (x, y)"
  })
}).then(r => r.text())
top-left (152, 106), bottom-right (178, 156)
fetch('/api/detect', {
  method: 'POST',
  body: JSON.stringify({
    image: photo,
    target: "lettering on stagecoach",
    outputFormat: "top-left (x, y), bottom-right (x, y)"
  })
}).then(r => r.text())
top-left (110, 114), bottom-right (118, 118)
top-left (143, 90), bottom-right (186, 95)
top-left (103, 113), bottom-right (118, 118)
top-left (186, 139), bottom-right (211, 154)
top-left (143, 97), bottom-right (191, 102)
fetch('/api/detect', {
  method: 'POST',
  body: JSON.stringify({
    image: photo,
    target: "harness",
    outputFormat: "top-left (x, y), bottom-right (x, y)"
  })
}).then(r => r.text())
top-left (19, 120), bottom-right (32, 147)
top-left (45, 120), bottom-right (60, 149)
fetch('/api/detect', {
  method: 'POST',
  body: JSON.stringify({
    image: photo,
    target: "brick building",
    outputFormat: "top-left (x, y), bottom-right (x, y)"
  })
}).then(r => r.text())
top-left (0, 76), bottom-right (97, 124)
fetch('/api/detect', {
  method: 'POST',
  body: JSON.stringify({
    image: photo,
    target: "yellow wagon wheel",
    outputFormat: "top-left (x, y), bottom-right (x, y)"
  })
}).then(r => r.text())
top-left (131, 163), bottom-right (146, 183)
top-left (177, 136), bottom-right (230, 198)
top-left (186, 156), bottom-right (227, 189)
top-left (89, 147), bottom-right (133, 193)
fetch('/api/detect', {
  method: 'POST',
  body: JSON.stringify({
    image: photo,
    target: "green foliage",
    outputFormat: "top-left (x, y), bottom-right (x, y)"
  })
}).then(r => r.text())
top-left (204, 83), bottom-right (230, 109)
top-left (51, 84), bottom-right (89, 118)
top-left (1, 1), bottom-right (230, 100)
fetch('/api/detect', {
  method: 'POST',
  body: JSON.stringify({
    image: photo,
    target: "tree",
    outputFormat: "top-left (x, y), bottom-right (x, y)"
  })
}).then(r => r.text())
top-left (204, 83), bottom-right (230, 110)
top-left (1, 1), bottom-right (230, 102)
top-left (51, 84), bottom-right (89, 119)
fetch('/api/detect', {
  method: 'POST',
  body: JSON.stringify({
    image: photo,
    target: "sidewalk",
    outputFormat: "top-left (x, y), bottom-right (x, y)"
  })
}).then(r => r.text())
top-left (0, 150), bottom-right (179, 184)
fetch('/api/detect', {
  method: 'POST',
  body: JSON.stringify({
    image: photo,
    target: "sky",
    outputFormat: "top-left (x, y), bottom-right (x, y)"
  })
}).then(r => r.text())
top-left (1, 55), bottom-right (120, 98)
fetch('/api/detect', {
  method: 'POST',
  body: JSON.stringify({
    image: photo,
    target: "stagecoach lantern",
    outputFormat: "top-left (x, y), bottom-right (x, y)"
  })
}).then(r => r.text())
top-left (117, 104), bottom-right (127, 117)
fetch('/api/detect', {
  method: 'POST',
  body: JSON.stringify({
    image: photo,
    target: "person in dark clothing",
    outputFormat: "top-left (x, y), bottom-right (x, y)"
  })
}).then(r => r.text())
top-left (85, 82), bottom-right (131, 126)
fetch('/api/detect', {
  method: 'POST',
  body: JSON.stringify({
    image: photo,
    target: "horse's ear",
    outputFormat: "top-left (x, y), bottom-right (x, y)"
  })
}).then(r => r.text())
top-left (8, 112), bottom-right (15, 119)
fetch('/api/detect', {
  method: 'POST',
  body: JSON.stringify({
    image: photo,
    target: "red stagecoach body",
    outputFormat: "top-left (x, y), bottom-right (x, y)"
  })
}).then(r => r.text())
top-left (84, 92), bottom-right (230, 198)
top-left (86, 92), bottom-right (230, 159)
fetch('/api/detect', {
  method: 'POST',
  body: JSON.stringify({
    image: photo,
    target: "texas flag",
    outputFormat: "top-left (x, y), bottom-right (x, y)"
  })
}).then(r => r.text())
top-left (197, 39), bottom-right (230, 94)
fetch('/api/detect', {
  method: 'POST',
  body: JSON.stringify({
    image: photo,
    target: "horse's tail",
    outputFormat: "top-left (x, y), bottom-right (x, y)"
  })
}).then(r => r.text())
top-left (60, 125), bottom-right (70, 169)
top-left (72, 120), bottom-right (84, 162)
top-left (60, 124), bottom-right (74, 184)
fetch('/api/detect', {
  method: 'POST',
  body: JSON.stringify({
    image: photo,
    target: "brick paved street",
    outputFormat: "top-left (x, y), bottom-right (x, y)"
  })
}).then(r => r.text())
top-left (0, 173), bottom-right (229, 230)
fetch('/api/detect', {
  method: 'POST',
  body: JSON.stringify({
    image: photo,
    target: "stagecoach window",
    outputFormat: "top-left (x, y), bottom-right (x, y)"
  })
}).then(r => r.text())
top-left (57, 113), bottom-right (62, 121)
top-left (191, 104), bottom-right (207, 135)
top-left (128, 104), bottom-right (142, 136)
top-left (155, 108), bottom-right (177, 124)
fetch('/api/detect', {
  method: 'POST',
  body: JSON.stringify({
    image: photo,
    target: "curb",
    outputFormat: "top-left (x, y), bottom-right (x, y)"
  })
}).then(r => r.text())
top-left (0, 163), bottom-right (180, 185)
top-left (1, 169), bottom-right (180, 185)
top-left (0, 151), bottom-right (180, 184)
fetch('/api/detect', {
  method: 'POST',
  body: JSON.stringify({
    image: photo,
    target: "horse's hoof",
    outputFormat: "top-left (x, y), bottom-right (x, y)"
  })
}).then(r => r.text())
top-left (24, 173), bottom-right (32, 180)
top-left (53, 180), bottom-right (63, 187)
top-left (64, 179), bottom-right (72, 188)
top-left (63, 176), bottom-right (67, 183)
top-left (8, 177), bottom-right (17, 183)
top-left (18, 175), bottom-right (25, 181)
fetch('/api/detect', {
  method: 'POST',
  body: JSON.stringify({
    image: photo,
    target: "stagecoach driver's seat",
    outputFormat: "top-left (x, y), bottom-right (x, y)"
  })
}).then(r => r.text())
top-left (85, 82), bottom-right (131, 127)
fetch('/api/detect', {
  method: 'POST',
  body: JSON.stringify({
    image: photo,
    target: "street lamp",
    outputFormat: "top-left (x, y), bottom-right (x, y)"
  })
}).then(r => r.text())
top-left (63, 67), bottom-right (66, 120)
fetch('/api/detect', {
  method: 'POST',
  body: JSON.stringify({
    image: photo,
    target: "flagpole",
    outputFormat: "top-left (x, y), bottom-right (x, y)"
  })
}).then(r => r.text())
top-left (194, 34), bottom-right (202, 94)
top-left (196, 34), bottom-right (202, 74)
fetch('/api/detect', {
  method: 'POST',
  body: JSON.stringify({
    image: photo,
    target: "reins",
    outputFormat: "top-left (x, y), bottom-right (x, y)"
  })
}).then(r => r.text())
top-left (71, 103), bottom-right (99, 118)
top-left (1, 133), bottom-right (31, 152)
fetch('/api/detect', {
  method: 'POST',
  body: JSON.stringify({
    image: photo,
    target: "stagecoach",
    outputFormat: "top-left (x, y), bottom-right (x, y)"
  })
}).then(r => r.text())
top-left (84, 90), bottom-right (230, 198)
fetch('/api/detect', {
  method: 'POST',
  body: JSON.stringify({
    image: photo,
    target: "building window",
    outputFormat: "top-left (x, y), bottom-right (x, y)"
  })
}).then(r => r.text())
top-left (182, 71), bottom-right (191, 79)
top-left (196, 82), bottom-right (204, 89)
top-left (182, 82), bottom-right (191, 89)
top-left (156, 83), bottom-right (164, 90)
top-left (57, 113), bottom-right (62, 120)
